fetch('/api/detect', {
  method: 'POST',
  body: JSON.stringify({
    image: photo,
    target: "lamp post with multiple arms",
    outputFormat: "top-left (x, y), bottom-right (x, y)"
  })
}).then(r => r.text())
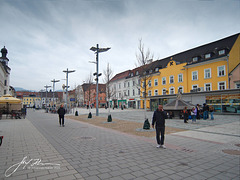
top-left (90, 44), bottom-right (110, 116)
top-left (44, 85), bottom-right (51, 111)
top-left (63, 68), bottom-right (75, 112)
top-left (51, 79), bottom-right (60, 108)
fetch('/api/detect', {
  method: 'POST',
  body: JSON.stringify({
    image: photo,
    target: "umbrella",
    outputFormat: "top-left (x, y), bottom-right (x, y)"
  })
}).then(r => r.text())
top-left (0, 94), bottom-right (22, 104)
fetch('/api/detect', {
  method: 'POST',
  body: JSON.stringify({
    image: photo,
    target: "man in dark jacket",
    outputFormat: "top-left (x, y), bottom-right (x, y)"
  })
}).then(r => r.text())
top-left (57, 104), bottom-right (66, 127)
top-left (152, 104), bottom-right (168, 148)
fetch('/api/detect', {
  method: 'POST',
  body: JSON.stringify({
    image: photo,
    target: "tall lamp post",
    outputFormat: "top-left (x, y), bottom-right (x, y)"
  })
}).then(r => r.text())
top-left (51, 79), bottom-right (60, 108)
top-left (90, 44), bottom-right (110, 116)
top-left (44, 85), bottom-right (51, 112)
top-left (63, 68), bottom-right (75, 112)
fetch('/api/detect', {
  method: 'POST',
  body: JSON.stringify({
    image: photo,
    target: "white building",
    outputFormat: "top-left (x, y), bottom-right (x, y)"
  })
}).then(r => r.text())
top-left (0, 46), bottom-right (11, 96)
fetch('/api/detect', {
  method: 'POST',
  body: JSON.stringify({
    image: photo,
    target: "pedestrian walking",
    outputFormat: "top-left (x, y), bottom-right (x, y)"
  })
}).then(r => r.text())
top-left (196, 104), bottom-right (200, 120)
top-left (203, 103), bottom-right (208, 120)
top-left (209, 105), bottom-right (214, 120)
top-left (183, 106), bottom-right (189, 123)
top-left (152, 104), bottom-right (168, 149)
top-left (57, 104), bottom-right (66, 127)
top-left (191, 107), bottom-right (197, 123)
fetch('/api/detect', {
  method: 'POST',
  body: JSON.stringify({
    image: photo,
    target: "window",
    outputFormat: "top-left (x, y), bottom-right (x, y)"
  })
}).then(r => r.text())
top-left (154, 79), bottom-right (158, 86)
top-left (133, 89), bottom-right (135, 96)
top-left (178, 74), bottom-right (183, 82)
top-left (154, 90), bottom-right (158, 96)
top-left (124, 82), bottom-right (126, 88)
top-left (218, 49), bottom-right (225, 55)
top-left (127, 90), bottom-right (130, 96)
top-left (155, 67), bottom-right (159, 72)
top-left (218, 65), bottom-right (225, 77)
top-left (138, 89), bottom-right (140, 95)
top-left (192, 57), bottom-right (198, 62)
top-left (138, 79), bottom-right (140, 85)
top-left (169, 75), bottom-right (174, 84)
top-left (235, 82), bottom-right (240, 89)
top-left (132, 80), bottom-right (135, 86)
top-left (162, 77), bottom-right (166, 85)
top-left (192, 71), bottom-right (198, 80)
top-left (162, 88), bottom-right (166, 95)
top-left (148, 90), bottom-right (152, 96)
top-left (4, 80), bottom-right (7, 86)
top-left (136, 71), bottom-right (139, 75)
top-left (131, 73), bottom-right (133, 77)
top-left (205, 83), bottom-right (211, 91)
top-left (149, 69), bottom-right (152, 73)
top-left (119, 83), bottom-right (121, 89)
top-left (169, 87), bottom-right (175, 95)
top-left (218, 81), bottom-right (226, 90)
top-left (128, 82), bottom-right (130, 87)
top-left (119, 92), bottom-right (121, 97)
top-left (192, 85), bottom-right (198, 91)
top-left (178, 86), bottom-right (183, 93)
top-left (149, 80), bottom-right (152, 87)
top-left (204, 68), bottom-right (211, 79)
top-left (205, 53), bottom-right (211, 59)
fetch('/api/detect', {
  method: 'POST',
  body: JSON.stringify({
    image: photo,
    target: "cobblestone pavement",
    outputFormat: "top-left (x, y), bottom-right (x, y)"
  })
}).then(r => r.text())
top-left (0, 108), bottom-right (239, 180)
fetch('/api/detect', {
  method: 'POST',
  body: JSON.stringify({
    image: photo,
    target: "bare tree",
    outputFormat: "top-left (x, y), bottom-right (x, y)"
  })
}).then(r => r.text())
top-left (136, 38), bottom-right (154, 120)
top-left (103, 63), bottom-right (115, 121)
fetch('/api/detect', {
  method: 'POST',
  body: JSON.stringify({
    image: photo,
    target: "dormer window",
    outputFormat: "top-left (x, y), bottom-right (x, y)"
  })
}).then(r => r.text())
top-left (218, 49), bottom-right (225, 55)
top-left (136, 71), bottom-right (139, 75)
top-left (155, 67), bottom-right (159, 72)
top-left (192, 57), bottom-right (198, 62)
top-left (149, 69), bottom-right (152, 73)
top-left (205, 53), bottom-right (211, 59)
top-left (131, 73), bottom-right (133, 77)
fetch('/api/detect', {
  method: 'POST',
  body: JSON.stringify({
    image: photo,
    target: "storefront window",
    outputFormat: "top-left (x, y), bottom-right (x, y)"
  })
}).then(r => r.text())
top-left (206, 94), bottom-right (240, 113)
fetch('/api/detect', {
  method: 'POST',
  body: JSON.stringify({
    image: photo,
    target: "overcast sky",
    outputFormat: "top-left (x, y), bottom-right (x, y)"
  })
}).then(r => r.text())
top-left (0, 0), bottom-right (239, 92)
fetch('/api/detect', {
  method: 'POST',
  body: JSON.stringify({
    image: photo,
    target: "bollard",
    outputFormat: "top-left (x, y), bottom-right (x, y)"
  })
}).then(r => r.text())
top-left (143, 118), bottom-right (150, 129)
top-left (107, 114), bottom-right (112, 122)
top-left (75, 111), bottom-right (78, 116)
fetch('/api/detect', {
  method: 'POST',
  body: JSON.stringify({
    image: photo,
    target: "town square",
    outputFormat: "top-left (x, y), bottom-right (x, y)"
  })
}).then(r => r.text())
top-left (0, 0), bottom-right (239, 179)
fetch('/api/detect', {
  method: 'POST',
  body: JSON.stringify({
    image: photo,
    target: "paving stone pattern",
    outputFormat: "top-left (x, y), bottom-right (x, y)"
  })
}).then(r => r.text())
top-left (0, 109), bottom-right (239, 180)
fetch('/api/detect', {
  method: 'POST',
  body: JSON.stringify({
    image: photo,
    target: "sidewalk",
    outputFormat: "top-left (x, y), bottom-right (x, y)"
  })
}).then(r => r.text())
top-left (0, 109), bottom-right (239, 180)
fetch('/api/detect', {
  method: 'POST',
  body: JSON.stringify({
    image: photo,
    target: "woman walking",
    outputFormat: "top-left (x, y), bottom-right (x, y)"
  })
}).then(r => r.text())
top-left (209, 105), bottom-right (214, 120)
top-left (191, 107), bottom-right (197, 123)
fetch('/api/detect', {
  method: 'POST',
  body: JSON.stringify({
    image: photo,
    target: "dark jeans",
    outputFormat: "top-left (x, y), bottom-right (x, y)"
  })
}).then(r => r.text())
top-left (59, 115), bottom-right (64, 125)
top-left (156, 126), bottom-right (165, 145)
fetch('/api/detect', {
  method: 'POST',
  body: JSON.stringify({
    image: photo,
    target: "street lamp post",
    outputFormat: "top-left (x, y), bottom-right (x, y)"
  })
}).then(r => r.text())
top-left (44, 85), bottom-right (51, 112)
top-left (90, 44), bottom-right (110, 116)
top-left (51, 79), bottom-right (60, 108)
top-left (63, 68), bottom-right (75, 112)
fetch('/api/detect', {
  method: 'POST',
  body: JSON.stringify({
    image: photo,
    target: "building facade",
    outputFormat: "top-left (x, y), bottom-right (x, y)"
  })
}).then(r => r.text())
top-left (141, 33), bottom-right (240, 113)
top-left (0, 46), bottom-right (11, 96)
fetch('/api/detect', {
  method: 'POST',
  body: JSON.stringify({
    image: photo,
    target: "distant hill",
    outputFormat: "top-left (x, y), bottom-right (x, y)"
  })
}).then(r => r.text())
top-left (14, 87), bottom-right (35, 92)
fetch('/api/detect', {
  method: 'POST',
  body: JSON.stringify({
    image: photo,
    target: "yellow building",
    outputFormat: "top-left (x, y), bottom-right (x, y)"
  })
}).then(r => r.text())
top-left (140, 33), bottom-right (240, 111)
top-left (23, 96), bottom-right (41, 108)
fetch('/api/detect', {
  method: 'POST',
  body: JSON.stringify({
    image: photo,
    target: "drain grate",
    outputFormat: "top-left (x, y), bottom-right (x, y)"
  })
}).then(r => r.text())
top-left (181, 148), bottom-right (194, 153)
top-left (178, 162), bottom-right (188, 166)
top-left (71, 136), bottom-right (95, 140)
top-left (222, 149), bottom-right (240, 155)
top-left (80, 136), bottom-right (93, 140)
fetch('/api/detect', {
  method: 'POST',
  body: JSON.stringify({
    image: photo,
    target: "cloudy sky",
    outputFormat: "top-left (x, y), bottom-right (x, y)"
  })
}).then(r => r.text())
top-left (0, 0), bottom-right (239, 91)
